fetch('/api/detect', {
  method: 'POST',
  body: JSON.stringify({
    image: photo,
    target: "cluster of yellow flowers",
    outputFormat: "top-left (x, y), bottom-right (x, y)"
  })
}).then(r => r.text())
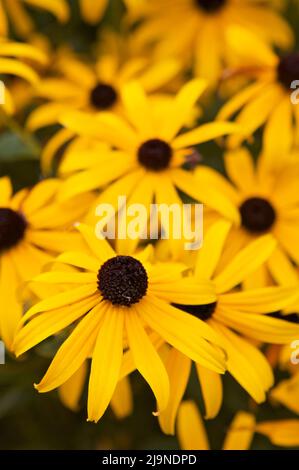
top-left (1, 0), bottom-right (299, 450)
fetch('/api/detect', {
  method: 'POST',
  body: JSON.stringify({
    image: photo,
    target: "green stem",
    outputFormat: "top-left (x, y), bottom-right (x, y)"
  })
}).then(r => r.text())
top-left (0, 108), bottom-right (41, 159)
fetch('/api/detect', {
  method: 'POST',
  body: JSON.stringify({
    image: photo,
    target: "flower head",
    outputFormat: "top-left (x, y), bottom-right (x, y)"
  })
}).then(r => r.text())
top-left (13, 223), bottom-right (228, 423)
top-left (0, 177), bottom-right (94, 349)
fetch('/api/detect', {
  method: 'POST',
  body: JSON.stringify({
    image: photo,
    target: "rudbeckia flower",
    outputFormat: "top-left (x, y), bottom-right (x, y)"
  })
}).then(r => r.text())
top-left (27, 47), bottom-right (180, 132)
top-left (13, 224), bottom-right (228, 423)
top-left (177, 401), bottom-right (299, 450)
top-left (0, 39), bottom-right (47, 115)
top-left (79, 0), bottom-right (109, 24)
top-left (194, 144), bottom-right (299, 288)
top-left (0, 0), bottom-right (69, 38)
top-left (218, 28), bottom-right (299, 149)
top-left (53, 80), bottom-right (240, 252)
top-left (156, 221), bottom-right (299, 435)
top-left (0, 177), bottom-right (94, 350)
top-left (126, 0), bottom-right (293, 85)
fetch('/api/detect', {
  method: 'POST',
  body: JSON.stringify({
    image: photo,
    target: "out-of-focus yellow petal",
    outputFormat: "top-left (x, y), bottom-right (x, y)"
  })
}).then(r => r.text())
top-left (126, 307), bottom-right (169, 413)
top-left (222, 411), bottom-right (255, 450)
top-left (177, 401), bottom-right (210, 451)
top-left (58, 361), bottom-right (88, 412)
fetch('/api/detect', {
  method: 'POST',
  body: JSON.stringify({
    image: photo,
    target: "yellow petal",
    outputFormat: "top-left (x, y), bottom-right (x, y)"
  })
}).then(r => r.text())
top-left (110, 377), bottom-right (133, 420)
top-left (0, 176), bottom-right (12, 205)
top-left (195, 220), bottom-right (232, 281)
top-left (21, 284), bottom-right (98, 322)
top-left (177, 401), bottom-right (210, 450)
top-left (58, 361), bottom-right (88, 411)
top-left (158, 348), bottom-right (191, 435)
top-left (121, 80), bottom-right (154, 138)
top-left (148, 278), bottom-right (216, 305)
top-left (172, 122), bottom-right (241, 149)
top-left (213, 235), bottom-right (277, 293)
top-left (215, 307), bottom-right (299, 344)
top-left (0, 253), bottom-right (22, 350)
top-left (14, 294), bottom-right (99, 357)
top-left (222, 412), bottom-right (256, 450)
top-left (79, 0), bottom-right (108, 24)
top-left (224, 148), bottom-right (256, 193)
top-left (256, 420), bottom-right (299, 447)
top-left (196, 364), bottom-right (222, 419)
top-left (171, 168), bottom-right (240, 224)
top-left (36, 303), bottom-right (105, 393)
top-left (161, 79), bottom-right (207, 141)
top-left (141, 296), bottom-right (226, 373)
top-left (126, 307), bottom-right (169, 412)
top-left (76, 223), bottom-right (115, 262)
top-left (0, 58), bottom-right (39, 84)
top-left (210, 321), bottom-right (273, 402)
top-left (55, 251), bottom-right (99, 272)
top-left (88, 305), bottom-right (124, 422)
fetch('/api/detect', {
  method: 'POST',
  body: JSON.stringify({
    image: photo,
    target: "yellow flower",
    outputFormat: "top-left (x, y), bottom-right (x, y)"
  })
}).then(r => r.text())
top-left (218, 28), bottom-right (299, 149)
top-left (156, 221), bottom-right (299, 435)
top-left (0, 177), bottom-right (94, 350)
top-left (194, 144), bottom-right (299, 288)
top-left (79, 0), bottom-right (109, 24)
top-left (0, 0), bottom-right (69, 37)
top-left (51, 80), bottom-right (240, 256)
top-left (177, 401), bottom-right (299, 450)
top-left (0, 39), bottom-right (47, 115)
top-left (13, 224), bottom-right (227, 423)
top-left (27, 46), bottom-right (181, 132)
top-left (127, 0), bottom-right (293, 85)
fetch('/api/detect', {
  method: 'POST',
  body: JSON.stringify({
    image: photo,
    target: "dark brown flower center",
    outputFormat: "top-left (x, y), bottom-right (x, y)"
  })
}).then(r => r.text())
top-left (240, 197), bottom-right (276, 234)
top-left (277, 53), bottom-right (299, 89)
top-left (0, 208), bottom-right (27, 252)
top-left (90, 83), bottom-right (118, 109)
top-left (195, 0), bottom-right (227, 13)
top-left (172, 302), bottom-right (217, 321)
top-left (97, 255), bottom-right (148, 306)
top-left (138, 139), bottom-right (173, 171)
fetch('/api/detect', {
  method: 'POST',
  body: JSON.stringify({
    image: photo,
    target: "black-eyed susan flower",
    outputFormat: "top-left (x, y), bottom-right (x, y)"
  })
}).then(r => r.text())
top-left (53, 80), bottom-right (240, 253)
top-left (156, 221), bottom-right (299, 435)
top-left (177, 401), bottom-right (299, 450)
top-left (0, 39), bottom-right (47, 115)
top-left (13, 223), bottom-right (228, 423)
top-left (218, 28), bottom-right (299, 149)
top-left (0, 0), bottom-right (69, 38)
top-left (194, 145), bottom-right (299, 288)
top-left (0, 177), bottom-right (94, 350)
top-left (27, 46), bottom-right (180, 132)
top-left (127, 0), bottom-right (293, 86)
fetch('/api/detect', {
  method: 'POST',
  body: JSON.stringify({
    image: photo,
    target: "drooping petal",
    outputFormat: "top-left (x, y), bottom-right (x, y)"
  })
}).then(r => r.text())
top-left (35, 303), bottom-right (106, 393)
top-left (177, 401), bottom-right (210, 450)
top-left (196, 364), bottom-right (222, 420)
top-left (158, 348), bottom-right (191, 435)
top-left (14, 294), bottom-right (99, 356)
top-left (88, 305), bottom-right (124, 422)
top-left (126, 307), bottom-right (169, 412)
top-left (222, 412), bottom-right (256, 450)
